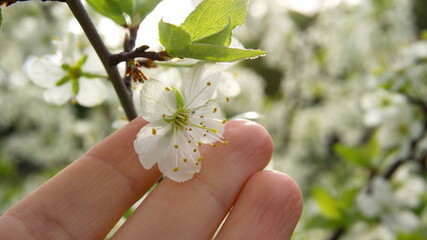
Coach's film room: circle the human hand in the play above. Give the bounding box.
[0,118,302,239]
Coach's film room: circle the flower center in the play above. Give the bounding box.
[163,109,190,130]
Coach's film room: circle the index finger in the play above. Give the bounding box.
[0,118,161,240]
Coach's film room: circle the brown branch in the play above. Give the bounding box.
[110,46,171,66]
[67,0,137,120]
[0,0,64,6]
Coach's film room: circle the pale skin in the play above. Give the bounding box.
[0,118,303,239]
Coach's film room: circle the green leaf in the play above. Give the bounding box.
[158,0,265,62]
[158,20,192,56]
[130,0,161,26]
[194,18,232,46]
[186,43,265,62]
[0,8,2,27]
[172,87,185,110]
[86,0,127,26]
[87,0,161,27]
[312,188,342,220]
[334,136,379,168]
[181,0,247,41]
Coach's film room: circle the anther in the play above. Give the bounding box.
[162,114,166,118]
[212,108,217,113]
[207,82,212,86]
[165,87,171,91]
[174,145,179,149]
[188,140,191,144]
[225,97,230,102]
[173,167,179,172]
[193,149,197,152]
[152,128,157,135]
[213,143,217,147]
[203,134,207,137]
[222,140,229,146]
[197,142,202,146]
[222,119,227,124]
[198,157,203,162]
[200,115,204,118]
[183,158,188,163]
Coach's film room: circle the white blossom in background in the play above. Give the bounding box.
[361,90,423,153]
[360,89,407,127]
[357,177,420,233]
[27,33,107,107]
[134,63,227,182]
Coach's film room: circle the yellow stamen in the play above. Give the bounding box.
[152,128,157,135]
[183,158,188,163]
[222,140,229,146]
[173,167,179,172]
[212,108,217,113]
[207,82,212,86]
[225,97,230,102]
[198,157,203,162]
[174,145,179,149]
[165,87,171,91]
[222,119,227,124]
[193,149,197,152]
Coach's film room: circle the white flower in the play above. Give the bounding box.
[134,63,227,182]
[357,177,420,233]
[360,89,407,127]
[27,34,107,107]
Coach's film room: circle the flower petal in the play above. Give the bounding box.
[43,82,73,105]
[181,63,223,109]
[134,121,172,169]
[157,129,202,182]
[76,78,107,107]
[28,56,64,88]
[189,102,225,144]
[140,79,176,122]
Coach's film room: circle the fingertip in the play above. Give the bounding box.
[222,120,274,170]
[247,170,304,218]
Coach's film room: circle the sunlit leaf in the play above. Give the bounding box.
[334,136,379,168]
[87,0,161,27]
[194,18,232,47]
[186,43,265,62]
[158,20,191,56]
[181,0,247,42]
[158,0,264,62]
[86,0,126,26]
[312,188,342,220]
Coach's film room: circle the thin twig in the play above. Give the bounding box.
[0,0,64,6]
[110,46,170,66]
[66,0,137,120]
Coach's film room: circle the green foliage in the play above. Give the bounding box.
[158,0,265,62]
[0,8,2,27]
[86,0,160,27]
[180,0,247,42]
[334,136,379,168]
[312,188,343,220]
[312,188,360,227]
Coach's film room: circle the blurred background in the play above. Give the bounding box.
[1,0,427,239]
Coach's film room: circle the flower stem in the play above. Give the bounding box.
[66,0,137,120]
